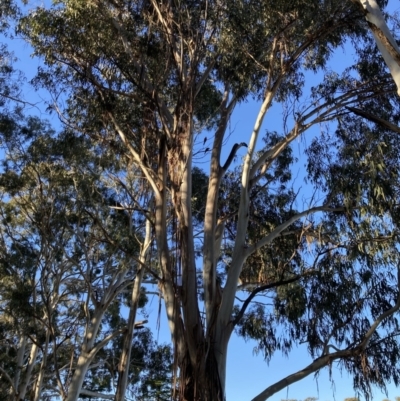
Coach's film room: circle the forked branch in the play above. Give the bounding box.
[244,206,344,258]
[232,272,315,327]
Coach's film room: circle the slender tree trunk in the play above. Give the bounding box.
[18,340,39,400]
[115,215,152,401]
[33,331,49,401]
[66,308,103,401]
[65,352,94,401]
[65,322,125,401]
[13,335,27,398]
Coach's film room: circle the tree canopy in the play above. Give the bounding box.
[2,0,400,400]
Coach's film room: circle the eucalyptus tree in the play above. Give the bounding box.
[17,0,400,400]
[0,109,171,400]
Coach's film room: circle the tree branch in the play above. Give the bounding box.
[221,142,248,173]
[203,87,235,328]
[82,207,161,281]
[0,365,16,394]
[251,263,400,401]
[359,264,400,350]
[250,123,300,182]
[244,206,344,258]
[219,78,284,329]
[250,348,355,401]
[346,106,400,133]
[195,57,218,98]
[88,328,127,360]
[232,273,315,327]
[85,322,148,364]
[149,0,183,82]
[249,82,389,187]
[107,111,161,197]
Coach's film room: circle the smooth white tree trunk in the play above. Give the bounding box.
[13,336,27,397]
[18,341,39,400]
[33,331,49,401]
[354,0,400,94]
[66,352,95,401]
[66,307,106,401]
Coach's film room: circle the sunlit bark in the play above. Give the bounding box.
[352,0,400,94]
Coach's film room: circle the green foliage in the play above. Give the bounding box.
[0,0,16,33]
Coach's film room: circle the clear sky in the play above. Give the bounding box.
[3,1,400,401]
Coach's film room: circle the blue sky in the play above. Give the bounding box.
[3,1,400,400]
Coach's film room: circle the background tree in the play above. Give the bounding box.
[0,109,172,400]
